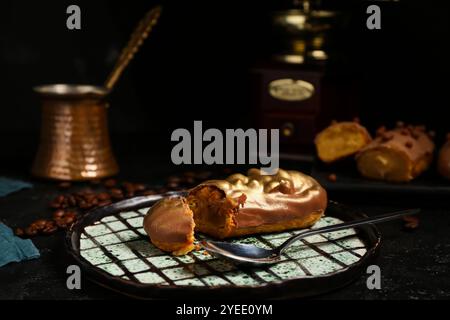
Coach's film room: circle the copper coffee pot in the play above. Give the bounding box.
[32,6,162,181]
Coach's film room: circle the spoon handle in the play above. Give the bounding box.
[277,208,420,254]
[104,5,162,91]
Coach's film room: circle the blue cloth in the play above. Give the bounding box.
[0,177,32,197]
[0,223,40,267]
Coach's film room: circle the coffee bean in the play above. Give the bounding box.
[167,182,180,189]
[49,195,65,209]
[64,211,77,220]
[78,200,91,209]
[133,183,146,192]
[25,226,38,237]
[427,131,436,138]
[140,190,157,196]
[42,221,58,235]
[411,131,420,140]
[396,121,405,128]
[110,188,124,200]
[67,195,77,207]
[331,120,338,125]
[83,193,97,203]
[157,188,168,194]
[168,176,182,184]
[58,182,71,189]
[382,132,394,142]
[403,215,419,230]
[353,117,360,124]
[15,228,25,237]
[31,219,49,231]
[53,209,65,219]
[185,177,196,185]
[122,182,134,190]
[376,126,387,137]
[55,218,68,229]
[327,173,338,183]
[104,179,117,188]
[98,200,112,207]
[97,192,111,201]
[63,215,76,225]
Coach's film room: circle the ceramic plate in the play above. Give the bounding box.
[66,193,381,299]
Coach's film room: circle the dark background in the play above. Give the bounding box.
[1,1,450,300]
[0,0,449,169]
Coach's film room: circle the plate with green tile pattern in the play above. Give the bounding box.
[66,193,381,299]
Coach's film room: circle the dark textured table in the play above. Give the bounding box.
[1,151,449,300]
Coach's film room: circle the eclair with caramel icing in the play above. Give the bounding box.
[143,196,196,256]
[356,125,435,182]
[187,169,328,239]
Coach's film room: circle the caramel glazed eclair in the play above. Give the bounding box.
[188,169,328,239]
[143,169,328,255]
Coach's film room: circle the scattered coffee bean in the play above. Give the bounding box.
[78,200,91,209]
[353,117,360,124]
[331,120,338,125]
[64,211,77,220]
[55,218,68,229]
[63,215,76,225]
[98,200,112,207]
[167,176,182,184]
[376,126,386,137]
[58,182,72,189]
[428,131,436,138]
[382,132,394,142]
[140,190,157,196]
[31,219,49,231]
[396,121,405,128]
[167,182,180,189]
[134,183,146,192]
[327,173,337,183]
[42,221,58,235]
[403,215,419,230]
[25,226,38,237]
[400,129,409,136]
[97,192,111,201]
[15,228,25,237]
[49,195,65,209]
[110,188,124,200]
[68,195,77,207]
[53,209,65,219]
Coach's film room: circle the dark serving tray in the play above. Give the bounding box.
[312,159,450,197]
[66,192,381,299]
